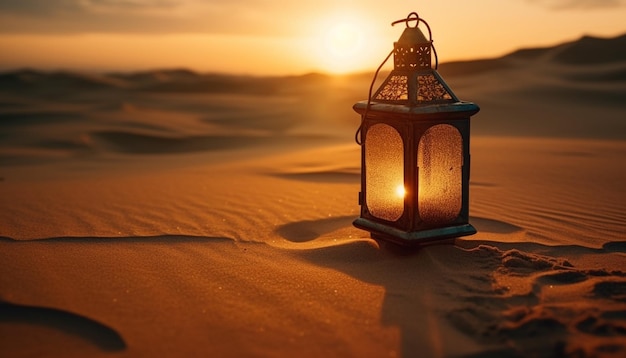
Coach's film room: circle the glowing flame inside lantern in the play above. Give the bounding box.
[395,185,406,198]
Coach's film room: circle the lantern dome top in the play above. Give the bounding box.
[363,12,469,108]
[353,12,479,145]
[397,26,430,45]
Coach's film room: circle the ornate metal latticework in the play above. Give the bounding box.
[394,44,431,69]
[375,75,408,101]
[417,74,452,102]
[371,12,457,106]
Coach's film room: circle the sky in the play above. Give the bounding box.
[0,0,625,75]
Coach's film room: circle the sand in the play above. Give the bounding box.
[1,34,626,357]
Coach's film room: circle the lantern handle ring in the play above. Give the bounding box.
[391,12,434,44]
[391,12,420,29]
[354,47,393,145]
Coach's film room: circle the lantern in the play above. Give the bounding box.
[353,12,479,246]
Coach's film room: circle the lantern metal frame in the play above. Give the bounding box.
[353,12,479,246]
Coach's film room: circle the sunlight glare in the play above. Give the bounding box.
[320,20,365,73]
[325,22,363,59]
[307,12,385,74]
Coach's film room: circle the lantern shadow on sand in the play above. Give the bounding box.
[353,12,480,246]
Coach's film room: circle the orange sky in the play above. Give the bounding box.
[0,0,625,75]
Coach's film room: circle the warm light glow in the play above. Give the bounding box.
[306,11,386,74]
[365,123,404,222]
[395,185,406,198]
[418,125,463,225]
[0,3,624,74]
[324,22,363,60]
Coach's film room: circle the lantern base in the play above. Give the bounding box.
[353,218,476,246]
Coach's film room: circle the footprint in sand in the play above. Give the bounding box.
[275,215,357,243]
[0,301,125,353]
[447,242,626,357]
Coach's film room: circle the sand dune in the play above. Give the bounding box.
[1,34,626,357]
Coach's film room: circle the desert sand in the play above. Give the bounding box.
[1,34,625,357]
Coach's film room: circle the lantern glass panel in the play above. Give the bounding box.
[365,123,404,221]
[417,124,462,225]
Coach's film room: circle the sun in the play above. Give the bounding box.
[319,20,366,74]
[324,22,363,60]
[305,13,379,74]
[302,11,388,74]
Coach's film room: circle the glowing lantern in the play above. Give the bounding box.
[353,12,479,245]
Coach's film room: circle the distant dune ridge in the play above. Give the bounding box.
[2,33,625,87]
[0,68,335,95]
[1,34,626,357]
[1,32,625,141]
[439,32,626,75]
